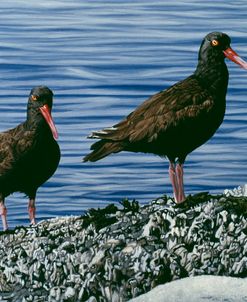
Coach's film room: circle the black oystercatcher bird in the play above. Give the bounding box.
[84,32,247,203]
[0,86,60,230]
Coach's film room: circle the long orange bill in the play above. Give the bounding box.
[39,104,58,140]
[223,47,247,69]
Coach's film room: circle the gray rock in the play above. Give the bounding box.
[0,192,246,301]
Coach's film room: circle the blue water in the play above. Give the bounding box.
[1,0,247,228]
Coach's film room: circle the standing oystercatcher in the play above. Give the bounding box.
[0,86,60,230]
[84,32,247,203]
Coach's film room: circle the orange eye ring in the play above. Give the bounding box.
[211,39,219,47]
[31,95,38,101]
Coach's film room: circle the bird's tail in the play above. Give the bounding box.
[83,139,122,162]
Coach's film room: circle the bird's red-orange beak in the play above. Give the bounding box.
[39,104,58,140]
[223,47,247,69]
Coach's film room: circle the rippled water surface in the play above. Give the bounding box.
[1,0,247,227]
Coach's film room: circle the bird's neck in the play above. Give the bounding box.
[25,109,50,135]
[194,59,229,98]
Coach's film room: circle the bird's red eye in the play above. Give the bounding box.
[211,39,219,47]
[31,95,38,101]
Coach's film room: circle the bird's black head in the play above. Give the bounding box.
[27,86,58,140]
[198,32,231,64]
[198,31,247,69]
[28,86,53,109]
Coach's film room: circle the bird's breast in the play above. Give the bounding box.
[15,134,60,190]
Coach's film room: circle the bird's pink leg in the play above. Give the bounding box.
[176,163,186,203]
[28,199,36,225]
[0,200,8,231]
[169,162,179,203]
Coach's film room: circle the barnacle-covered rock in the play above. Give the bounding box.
[0,192,246,301]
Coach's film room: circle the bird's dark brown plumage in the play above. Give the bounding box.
[84,32,247,203]
[0,86,60,230]
[84,77,218,161]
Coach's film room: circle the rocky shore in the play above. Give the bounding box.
[0,188,246,302]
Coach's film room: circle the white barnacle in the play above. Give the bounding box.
[122,243,136,254]
[90,248,106,266]
[64,286,76,299]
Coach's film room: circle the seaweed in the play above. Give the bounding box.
[174,192,214,209]
[119,198,140,213]
[82,204,118,231]
[218,196,247,217]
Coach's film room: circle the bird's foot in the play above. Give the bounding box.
[28,206,36,225]
[30,218,36,225]
[0,204,8,231]
[169,162,186,204]
[176,163,186,203]
[174,194,186,204]
[28,198,36,225]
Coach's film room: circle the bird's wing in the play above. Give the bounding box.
[0,125,34,178]
[0,133,21,180]
[90,76,214,144]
